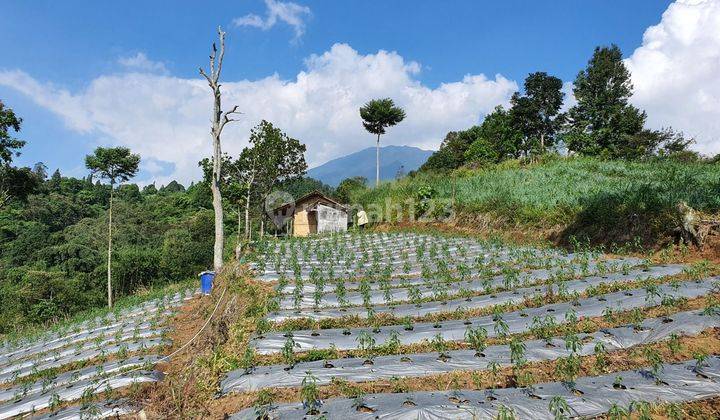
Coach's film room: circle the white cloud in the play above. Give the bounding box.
[559,81,576,113]
[118,53,168,74]
[0,44,516,185]
[625,0,720,156]
[233,0,312,41]
[0,70,93,132]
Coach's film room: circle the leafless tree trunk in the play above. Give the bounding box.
[199,27,241,272]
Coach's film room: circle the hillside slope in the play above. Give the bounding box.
[308,145,434,186]
[352,156,720,248]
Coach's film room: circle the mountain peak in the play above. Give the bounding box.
[307,145,434,187]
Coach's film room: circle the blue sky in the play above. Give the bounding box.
[3,0,717,185]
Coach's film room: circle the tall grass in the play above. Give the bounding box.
[354,157,720,236]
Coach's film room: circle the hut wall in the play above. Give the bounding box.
[317,204,348,233]
[293,209,317,237]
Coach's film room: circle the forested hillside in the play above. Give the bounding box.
[0,172,215,333]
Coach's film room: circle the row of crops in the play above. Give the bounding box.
[225,232,720,418]
[0,289,196,419]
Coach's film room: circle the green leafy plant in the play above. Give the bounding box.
[548,395,572,420]
[555,353,581,384]
[667,332,681,356]
[493,315,510,339]
[607,403,629,420]
[465,326,488,356]
[383,330,401,352]
[496,404,517,420]
[300,371,321,415]
[643,347,664,381]
[693,352,708,371]
[356,331,376,362]
[254,389,276,419]
[431,333,449,359]
[629,401,651,420]
[509,338,526,368]
[282,334,300,368]
[594,341,608,372]
[402,316,414,331]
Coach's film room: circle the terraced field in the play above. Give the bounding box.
[222,232,720,419]
[0,288,196,419]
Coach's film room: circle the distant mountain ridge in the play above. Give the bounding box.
[307,145,434,187]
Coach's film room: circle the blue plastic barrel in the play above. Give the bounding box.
[199,271,216,295]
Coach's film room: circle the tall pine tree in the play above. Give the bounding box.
[564,45,646,158]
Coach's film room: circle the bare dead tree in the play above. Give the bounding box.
[199,27,241,272]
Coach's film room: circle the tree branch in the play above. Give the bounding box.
[210,42,217,81]
[219,105,242,132]
[199,67,213,85]
[216,27,226,83]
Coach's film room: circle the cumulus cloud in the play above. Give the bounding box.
[625,0,720,155]
[118,53,168,74]
[0,44,516,185]
[233,0,312,41]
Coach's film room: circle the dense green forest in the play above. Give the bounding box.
[0,169,339,334]
[0,171,216,332]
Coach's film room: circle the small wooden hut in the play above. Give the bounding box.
[273,191,348,237]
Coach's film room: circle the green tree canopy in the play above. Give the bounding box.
[564,45,646,158]
[222,120,307,241]
[359,98,406,136]
[510,72,565,154]
[336,176,368,203]
[421,129,480,172]
[0,101,39,208]
[159,180,186,194]
[423,106,523,171]
[465,106,522,164]
[85,147,141,186]
[359,98,406,186]
[0,100,25,165]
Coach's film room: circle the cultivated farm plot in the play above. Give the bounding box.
[225,232,720,419]
[0,289,196,419]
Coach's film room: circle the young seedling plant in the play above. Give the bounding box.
[465,326,488,356]
[431,333,449,361]
[282,334,300,369]
[301,371,322,415]
[356,331,376,365]
[253,389,276,420]
[548,395,572,420]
